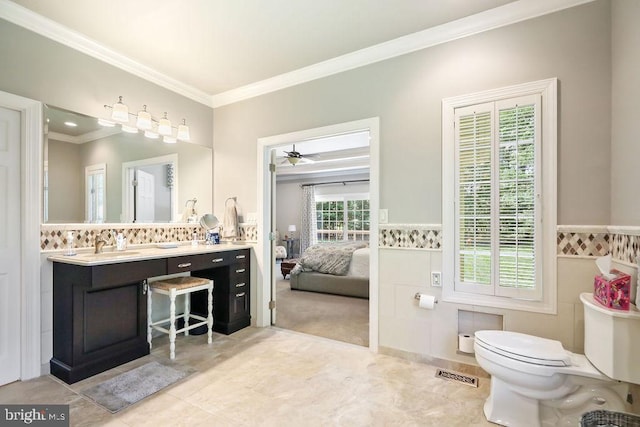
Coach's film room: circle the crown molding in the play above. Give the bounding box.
[0,0,213,107]
[211,0,595,108]
[1,0,594,109]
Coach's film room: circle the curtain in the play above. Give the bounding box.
[300,185,316,255]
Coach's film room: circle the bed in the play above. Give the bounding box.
[290,242,369,299]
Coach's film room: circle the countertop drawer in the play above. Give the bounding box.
[167,252,232,273]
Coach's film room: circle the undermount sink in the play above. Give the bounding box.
[80,251,141,259]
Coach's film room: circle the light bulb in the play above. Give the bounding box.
[111,96,129,123]
[158,112,172,136]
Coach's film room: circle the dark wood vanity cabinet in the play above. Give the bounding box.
[191,249,251,334]
[50,259,163,384]
[50,247,251,384]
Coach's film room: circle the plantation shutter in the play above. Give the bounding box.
[454,95,541,300]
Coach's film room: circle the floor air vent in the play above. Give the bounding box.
[435,368,479,388]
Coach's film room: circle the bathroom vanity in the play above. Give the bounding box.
[48,244,251,384]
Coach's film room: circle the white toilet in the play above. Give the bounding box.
[474,292,640,427]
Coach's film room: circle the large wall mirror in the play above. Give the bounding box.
[43,105,212,224]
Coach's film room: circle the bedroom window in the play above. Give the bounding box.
[315,195,370,242]
[442,79,557,314]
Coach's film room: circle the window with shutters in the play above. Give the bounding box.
[442,79,557,313]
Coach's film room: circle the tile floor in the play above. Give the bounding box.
[0,327,492,426]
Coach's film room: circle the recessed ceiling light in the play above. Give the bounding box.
[64,121,78,127]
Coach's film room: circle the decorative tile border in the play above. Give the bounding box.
[556,232,610,257]
[41,223,256,251]
[379,224,441,249]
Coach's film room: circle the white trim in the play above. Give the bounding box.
[0,0,212,107]
[442,78,557,314]
[380,247,443,253]
[257,118,380,352]
[557,224,610,234]
[0,0,594,108]
[211,0,594,107]
[0,90,42,380]
[606,226,640,236]
[382,223,442,230]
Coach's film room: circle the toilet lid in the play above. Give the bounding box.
[475,330,572,367]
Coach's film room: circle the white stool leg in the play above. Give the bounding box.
[184,291,190,337]
[207,283,213,344]
[169,288,177,360]
[147,286,153,349]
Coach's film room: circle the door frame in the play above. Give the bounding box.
[256,118,380,352]
[0,90,42,380]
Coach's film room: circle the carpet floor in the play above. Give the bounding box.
[274,277,369,347]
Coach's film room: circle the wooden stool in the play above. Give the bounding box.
[147,276,213,360]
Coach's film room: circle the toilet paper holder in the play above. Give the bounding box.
[414,293,438,304]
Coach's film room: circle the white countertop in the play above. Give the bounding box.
[47,242,252,266]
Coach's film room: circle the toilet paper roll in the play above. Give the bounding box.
[418,294,436,310]
[458,333,475,354]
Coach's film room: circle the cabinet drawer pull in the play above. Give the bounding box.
[211,258,224,263]
[235,268,245,273]
[236,292,246,297]
[177,262,192,268]
[236,255,246,259]
[235,283,246,288]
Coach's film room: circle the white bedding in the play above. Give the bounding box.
[347,247,369,278]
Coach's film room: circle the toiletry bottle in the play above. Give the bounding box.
[192,232,198,247]
[65,231,76,256]
[116,233,126,251]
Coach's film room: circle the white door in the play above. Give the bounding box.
[0,106,21,385]
[136,169,155,222]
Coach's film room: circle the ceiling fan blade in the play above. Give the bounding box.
[298,157,314,164]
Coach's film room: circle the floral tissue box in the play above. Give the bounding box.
[594,269,631,310]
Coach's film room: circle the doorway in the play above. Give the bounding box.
[0,90,42,384]
[256,118,380,351]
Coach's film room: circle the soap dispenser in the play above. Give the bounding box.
[64,231,76,256]
[116,233,127,251]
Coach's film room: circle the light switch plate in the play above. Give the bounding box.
[431,272,442,287]
[379,209,388,224]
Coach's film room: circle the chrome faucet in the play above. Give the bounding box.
[94,235,108,254]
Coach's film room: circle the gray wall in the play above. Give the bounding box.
[47,140,83,222]
[214,1,612,226]
[0,19,215,212]
[611,0,640,225]
[213,1,617,360]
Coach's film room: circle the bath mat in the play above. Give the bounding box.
[82,361,193,413]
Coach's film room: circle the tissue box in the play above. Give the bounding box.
[593,269,631,310]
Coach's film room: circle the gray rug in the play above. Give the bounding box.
[82,361,193,413]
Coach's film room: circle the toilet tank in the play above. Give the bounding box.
[581,292,640,384]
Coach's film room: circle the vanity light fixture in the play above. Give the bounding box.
[158,112,172,136]
[110,96,129,122]
[102,97,191,142]
[136,105,152,130]
[98,118,116,127]
[144,130,159,139]
[177,119,190,142]
[121,124,139,134]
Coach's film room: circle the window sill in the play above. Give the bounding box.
[442,289,556,314]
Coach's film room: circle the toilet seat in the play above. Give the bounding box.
[475,330,571,367]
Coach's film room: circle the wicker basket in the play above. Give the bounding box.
[580,410,640,427]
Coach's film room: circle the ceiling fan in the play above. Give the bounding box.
[280,144,318,165]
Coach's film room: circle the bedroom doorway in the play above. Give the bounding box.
[256,118,380,351]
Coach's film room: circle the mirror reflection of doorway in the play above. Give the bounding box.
[122,154,178,223]
[85,163,106,223]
